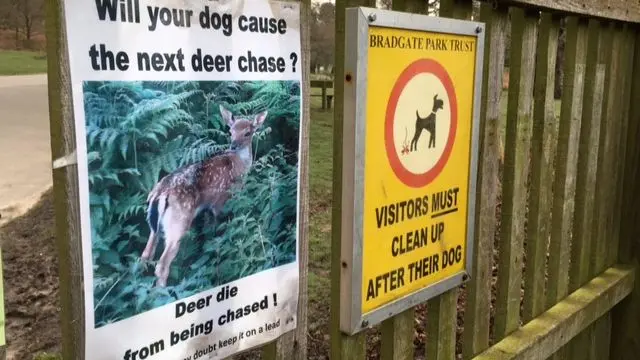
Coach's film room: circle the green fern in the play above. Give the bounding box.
[84,80,301,327]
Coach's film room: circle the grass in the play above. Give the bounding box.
[307,95,334,302]
[34,353,62,360]
[0,50,47,75]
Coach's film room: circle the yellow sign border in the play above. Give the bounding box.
[338,7,486,335]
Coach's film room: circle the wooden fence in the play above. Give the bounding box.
[331,0,640,359]
[311,80,334,109]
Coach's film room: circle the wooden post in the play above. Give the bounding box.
[494,6,538,341]
[331,1,375,359]
[44,0,85,359]
[461,4,508,358]
[262,0,310,359]
[322,81,328,109]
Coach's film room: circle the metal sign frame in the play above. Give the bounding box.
[339,7,486,335]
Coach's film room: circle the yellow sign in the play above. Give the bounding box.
[360,24,478,314]
[337,8,484,335]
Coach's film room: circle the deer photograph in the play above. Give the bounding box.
[83,79,301,326]
[140,105,268,287]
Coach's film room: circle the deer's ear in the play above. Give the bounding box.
[219,105,234,127]
[254,111,268,127]
[434,94,438,100]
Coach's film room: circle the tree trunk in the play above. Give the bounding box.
[14,26,20,49]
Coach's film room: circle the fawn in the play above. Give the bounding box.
[140,105,268,287]
[410,94,444,152]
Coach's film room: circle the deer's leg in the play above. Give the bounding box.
[141,230,157,261]
[154,208,190,287]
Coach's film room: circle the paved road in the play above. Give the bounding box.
[0,74,52,226]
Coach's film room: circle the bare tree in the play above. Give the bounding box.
[310,2,335,74]
[0,0,44,49]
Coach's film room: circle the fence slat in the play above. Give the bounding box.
[568,18,601,296]
[546,15,588,310]
[462,3,508,358]
[426,290,458,360]
[380,309,414,360]
[45,0,85,358]
[563,17,600,360]
[610,30,640,360]
[422,2,473,359]
[261,1,310,359]
[331,0,374,359]
[609,26,636,267]
[605,25,628,268]
[591,22,615,278]
[617,31,640,265]
[494,7,538,340]
[523,12,560,324]
[586,21,620,360]
[598,24,625,273]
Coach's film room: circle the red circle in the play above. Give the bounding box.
[384,59,458,188]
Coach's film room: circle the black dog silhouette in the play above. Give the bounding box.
[410,94,444,151]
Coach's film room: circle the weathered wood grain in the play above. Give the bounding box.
[566,18,605,360]
[523,12,560,324]
[591,22,615,277]
[380,309,414,360]
[609,29,640,360]
[330,0,374,359]
[617,32,640,265]
[585,22,618,360]
[45,0,85,359]
[595,24,624,273]
[487,0,640,23]
[494,6,538,341]
[423,2,474,359]
[569,18,602,293]
[426,289,458,360]
[391,0,428,13]
[462,3,508,358]
[608,25,636,268]
[472,266,635,360]
[263,1,310,357]
[440,0,473,18]
[546,16,587,309]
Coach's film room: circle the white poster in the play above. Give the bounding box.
[61,0,301,358]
